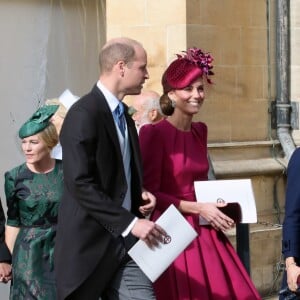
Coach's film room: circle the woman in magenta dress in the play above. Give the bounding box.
[139,47,261,300]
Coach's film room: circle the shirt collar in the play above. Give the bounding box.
[97,80,120,113]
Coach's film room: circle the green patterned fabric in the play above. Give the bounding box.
[18,105,59,138]
[4,160,63,300]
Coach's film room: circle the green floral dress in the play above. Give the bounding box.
[4,160,63,300]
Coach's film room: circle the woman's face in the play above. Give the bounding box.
[21,133,50,165]
[169,78,205,115]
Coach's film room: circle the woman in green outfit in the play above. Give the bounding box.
[4,105,63,300]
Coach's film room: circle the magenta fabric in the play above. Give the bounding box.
[139,119,261,300]
[162,58,203,93]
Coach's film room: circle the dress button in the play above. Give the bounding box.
[120,193,125,198]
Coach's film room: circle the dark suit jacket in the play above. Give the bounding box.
[282,147,300,259]
[280,148,300,296]
[0,200,11,263]
[54,85,144,299]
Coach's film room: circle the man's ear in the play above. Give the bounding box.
[116,61,126,76]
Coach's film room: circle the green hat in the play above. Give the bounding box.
[18,105,59,138]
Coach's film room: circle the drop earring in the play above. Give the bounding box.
[171,99,176,108]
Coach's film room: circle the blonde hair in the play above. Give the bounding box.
[38,123,59,150]
[45,98,67,119]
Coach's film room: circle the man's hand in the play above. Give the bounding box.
[139,190,156,217]
[131,219,167,249]
[0,262,12,283]
[286,261,300,292]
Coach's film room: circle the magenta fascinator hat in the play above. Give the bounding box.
[162,47,214,93]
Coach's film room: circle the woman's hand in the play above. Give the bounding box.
[178,200,234,231]
[199,202,235,231]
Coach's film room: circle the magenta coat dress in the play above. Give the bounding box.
[139,119,261,300]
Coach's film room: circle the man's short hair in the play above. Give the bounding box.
[99,38,143,73]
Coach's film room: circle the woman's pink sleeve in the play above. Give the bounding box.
[139,125,181,212]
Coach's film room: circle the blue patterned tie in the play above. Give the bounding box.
[114,102,126,137]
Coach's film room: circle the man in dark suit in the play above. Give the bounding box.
[54,37,166,300]
[280,148,300,298]
[0,200,11,283]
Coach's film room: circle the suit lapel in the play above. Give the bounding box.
[91,86,123,161]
